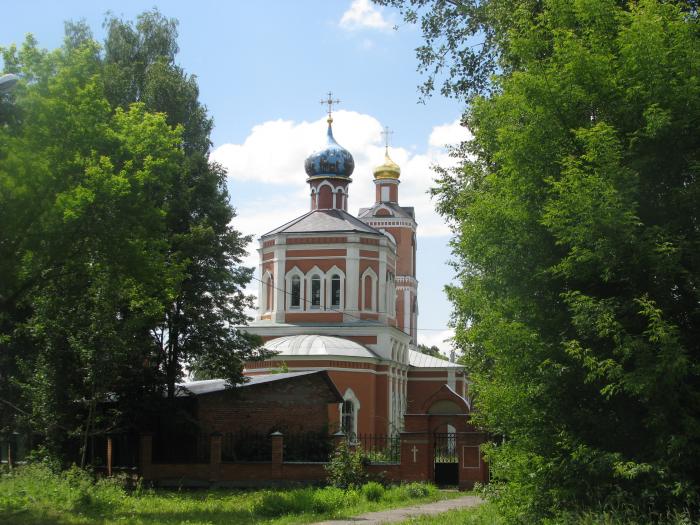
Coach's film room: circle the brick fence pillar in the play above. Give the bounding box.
[457,432,488,490]
[106,436,113,477]
[139,434,153,480]
[399,432,431,482]
[270,431,283,478]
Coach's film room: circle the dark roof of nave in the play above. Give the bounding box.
[358,202,415,220]
[263,209,385,237]
[177,370,342,399]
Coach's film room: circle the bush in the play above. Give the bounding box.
[383,482,438,502]
[404,481,436,498]
[312,486,359,513]
[254,489,312,517]
[0,463,127,516]
[325,440,367,489]
[361,481,385,502]
[253,487,359,517]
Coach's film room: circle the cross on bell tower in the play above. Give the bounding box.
[320,91,341,123]
[380,125,394,153]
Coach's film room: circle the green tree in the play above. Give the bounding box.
[416,344,448,360]
[100,10,262,398]
[381,0,700,520]
[1,12,261,461]
[0,36,181,461]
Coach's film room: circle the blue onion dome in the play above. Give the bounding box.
[305,119,355,178]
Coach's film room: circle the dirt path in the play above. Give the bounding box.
[313,494,483,524]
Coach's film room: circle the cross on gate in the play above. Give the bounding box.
[412,445,418,463]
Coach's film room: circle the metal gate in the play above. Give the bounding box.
[433,433,458,486]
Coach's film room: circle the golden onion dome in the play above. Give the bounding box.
[373,149,401,180]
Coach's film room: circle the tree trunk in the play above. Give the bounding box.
[80,391,95,468]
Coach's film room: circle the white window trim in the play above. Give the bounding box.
[262,270,274,313]
[325,265,345,311]
[361,267,378,312]
[285,266,305,311]
[340,388,360,439]
[306,266,325,310]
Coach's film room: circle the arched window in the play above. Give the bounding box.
[361,269,377,312]
[311,275,321,308]
[340,388,360,439]
[364,276,372,310]
[331,274,341,307]
[290,275,301,308]
[265,273,274,312]
[341,400,355,437]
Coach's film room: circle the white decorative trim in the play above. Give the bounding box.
[325,265,345,310]
[341,388,361,437]
[380,229,397,245]
[361,267,378,312]
[306,266,325,310]
[262,270,274,313]
[285,266,306,310]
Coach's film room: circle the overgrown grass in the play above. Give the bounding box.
[399,500,695,524]
[542,509,696,525]
[0,464,456,524]
[400,501,504,524]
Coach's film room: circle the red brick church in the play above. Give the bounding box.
[241,103,469,439]
[137,101,488,488]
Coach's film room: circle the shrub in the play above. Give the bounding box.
[254,489,312,516]
[0,463,127,516]
[361,481,385,502]
[312,486,358,513]
[253,487,359,517]
[404,481,436,498]
[325,440,368,489]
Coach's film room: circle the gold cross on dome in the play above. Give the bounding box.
[381,125,394,152]
[321,91,341,121]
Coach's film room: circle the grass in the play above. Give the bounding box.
[399,501,503,524]
[398,501,696,525]
[0,464,462,525]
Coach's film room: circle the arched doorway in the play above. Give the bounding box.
[428,400,462,486]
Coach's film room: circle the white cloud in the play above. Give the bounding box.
[212,111,469,242]
[339,0,392,31]
[429,119,473,148]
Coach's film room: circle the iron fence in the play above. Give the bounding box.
[86,433,139,468]
[353,433,401,464]
[221,432,271,462]
[284,431,334,462]
[152,432,210,464]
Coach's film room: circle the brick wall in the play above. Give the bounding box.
[196,374,338,435]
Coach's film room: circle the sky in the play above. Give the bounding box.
[2,0,471,352]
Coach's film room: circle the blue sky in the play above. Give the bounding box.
[3,0,470,350]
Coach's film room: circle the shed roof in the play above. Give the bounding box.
[177,370,342,401]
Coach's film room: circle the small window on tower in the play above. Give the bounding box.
[331,274,341,307]
[381,185,390,202]
[311,275,321,308]
[290,276,301,308]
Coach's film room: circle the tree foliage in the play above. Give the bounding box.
[0,11,260,462]
[382,0,700,520]
[416,344,448,360]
